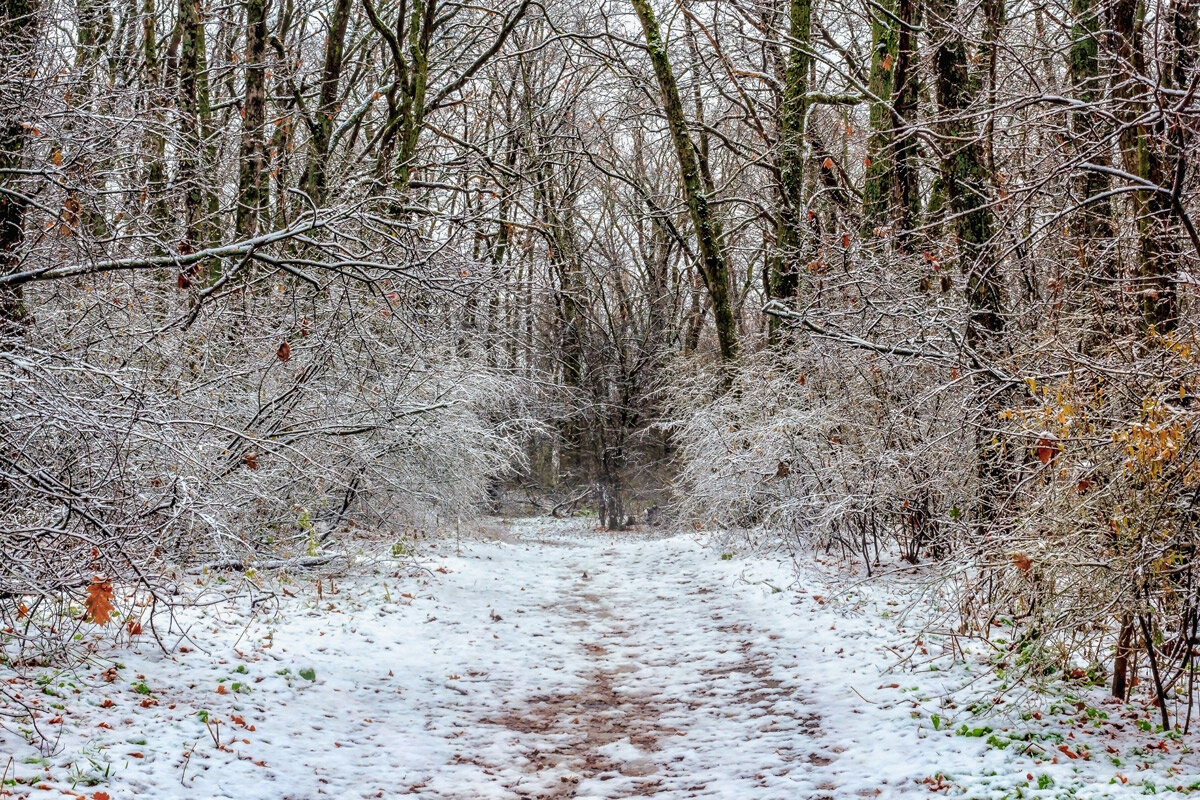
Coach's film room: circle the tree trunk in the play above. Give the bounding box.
[862,0,898,233]
[0,0,41,332]
[141,0,171,253]
[1112,613,1135,700]
[631,0,738,362]
[1111,0,1193,332]
[300,0,352,205]
[236,0,269,237]
[928,0,1007,530]
[767,0,811,342]
[178,0,216,257]
[892,0,920,246]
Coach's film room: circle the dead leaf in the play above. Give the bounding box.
[1034,432,1058,465]
[84,576,115,625]
[276,341,291,362]
[60,192,80,235]
[243,451,259,470]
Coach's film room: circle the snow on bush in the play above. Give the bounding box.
[667,346,974,569]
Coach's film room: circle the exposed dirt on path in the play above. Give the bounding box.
[472,537,834,799]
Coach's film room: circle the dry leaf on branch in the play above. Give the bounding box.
[85,576,115,625]
[1034,432,1059,465]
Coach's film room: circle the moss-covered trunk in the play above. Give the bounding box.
[767,0,811,341]
[299,0,352,205]
[631,0,738,362]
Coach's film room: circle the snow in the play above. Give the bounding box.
[1,517,1197,798]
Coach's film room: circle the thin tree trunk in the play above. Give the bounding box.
[1112,613,1135,699]
[236,0,269,237]
[892,0,920,246]
[630,0,738,362]
[300,0,352,205]
[767,0,811,342]
[862,0,898,233]
[178,0,216,258]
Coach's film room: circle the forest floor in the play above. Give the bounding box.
[1,518,1198,799]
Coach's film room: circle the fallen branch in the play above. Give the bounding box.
[550,487,593,518]
[186,554,347,575]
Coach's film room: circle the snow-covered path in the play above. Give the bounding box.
[9,519,1194,799]
[2,520,901,799]
[416,524,830,798]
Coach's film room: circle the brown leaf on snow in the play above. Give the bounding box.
[1057,743,1079,759]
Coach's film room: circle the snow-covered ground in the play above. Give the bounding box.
[1,518,1197,798]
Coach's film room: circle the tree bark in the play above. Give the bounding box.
[630,0,738,362]
[767,0,811,342]
[862,0,898,233]
[178,0,217,257]
[0,0,41,332]
[236,0,269,237]
[300,0,353,205]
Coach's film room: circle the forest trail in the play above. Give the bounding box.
[6,519,1189,799]
[0,520,927,799]
[452,524,833,798]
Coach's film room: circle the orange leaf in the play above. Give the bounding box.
[51,150,63,167]
[93,793,112,800]
[1011,553,1033,572]
[127,620,142,636]
[276,341,291,362]
[822,157,834,170]
[216,684,228,694]
[84,576,115,625]
[17,602,28,619]
[882,53,894,71]
[864,156,872,167]
[60,192,80,236]
[841,233,851,248]
[1034,432,1059,465]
